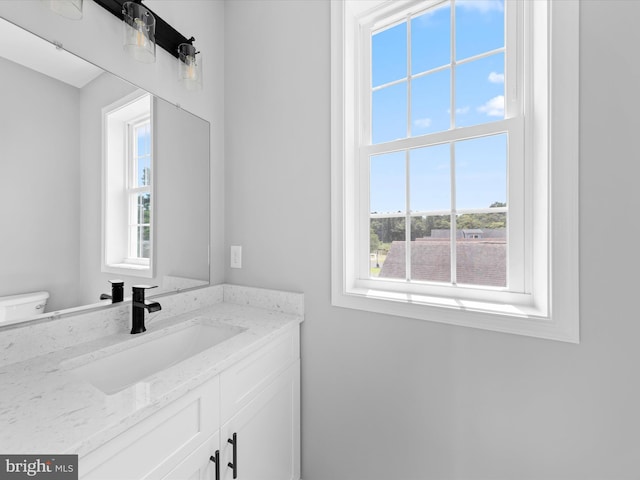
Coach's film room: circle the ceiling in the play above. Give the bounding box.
[0,17,103,88]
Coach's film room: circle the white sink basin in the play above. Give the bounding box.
[67,321,244,394]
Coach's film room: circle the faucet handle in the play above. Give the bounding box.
[109,279,124,303]
[102,279,125,303]
[131,285,158,303]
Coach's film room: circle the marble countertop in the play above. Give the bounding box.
[0,286,303,457]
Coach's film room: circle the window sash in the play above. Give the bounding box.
[127,191,150,261]
[356,0,525,297]
[129,118,152,188]
[126,118,152,262]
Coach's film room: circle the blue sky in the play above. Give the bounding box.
[135,122,151,187]
[370,0,506,214]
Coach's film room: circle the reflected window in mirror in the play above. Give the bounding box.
[103,91,155,278]
[128,117,151,262]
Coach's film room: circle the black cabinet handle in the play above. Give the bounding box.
[227,432,238,479]
[209,449,220,480]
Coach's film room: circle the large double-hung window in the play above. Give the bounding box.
[331,0,580,342]
[366,0,520,291]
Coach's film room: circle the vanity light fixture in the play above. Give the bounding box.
[93,0,203,89]
[177,39,202,91]
[122,0,156,63]
[49,0,83,20]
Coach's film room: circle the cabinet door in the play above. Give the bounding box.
[162,433,221,480]
[80,376,220,480]
[220,361,300,480]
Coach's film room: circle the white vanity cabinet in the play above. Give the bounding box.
[79,325,300,480]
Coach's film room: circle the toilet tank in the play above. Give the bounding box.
[0,291,49,323]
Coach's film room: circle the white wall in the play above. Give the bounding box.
[0,56,80,311]
[0,0,226,287]
[154,98,210,285]
[225,1,640,478]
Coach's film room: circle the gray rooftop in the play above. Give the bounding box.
[379,239,506,287]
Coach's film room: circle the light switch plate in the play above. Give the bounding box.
[230,245,242,268]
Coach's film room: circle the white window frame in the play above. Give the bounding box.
[331,0,580,342]
[126,117,152,264]
[102,91,155,278]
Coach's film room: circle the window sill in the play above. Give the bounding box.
[103,262,152,279]
[109,262,148,270]
[332,286,578,344]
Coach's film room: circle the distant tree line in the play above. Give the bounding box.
[370,202,506,252]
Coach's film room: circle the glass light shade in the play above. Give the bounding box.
[178,43,202,91]
[122,1,156,63]
[49,0,83,20]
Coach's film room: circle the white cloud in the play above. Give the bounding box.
[488,72,504,84]
[414,2,450,24]
[414,118,432,128]
[477,95,504,117]
[457,0,504,14]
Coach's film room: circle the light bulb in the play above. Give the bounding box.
[134,18,146,48]
[186,58,197,80]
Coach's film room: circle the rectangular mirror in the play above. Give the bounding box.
[0,17,209,325]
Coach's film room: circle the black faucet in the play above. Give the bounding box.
[131,285,162,334]
[100,279,124,303]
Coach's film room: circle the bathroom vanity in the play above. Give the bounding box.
[0,285,302,480]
